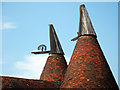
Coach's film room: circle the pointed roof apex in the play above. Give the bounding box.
[31,24,64,55]
[80,4,85,7]
[49,24,64,55]
[71,4,96,41]
[79,4,96,36]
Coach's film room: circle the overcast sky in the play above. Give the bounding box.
[1,2,118,86]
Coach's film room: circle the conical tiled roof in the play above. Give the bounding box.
[60,4,118,89]
[40,55,67,82]
[40,24,67,82]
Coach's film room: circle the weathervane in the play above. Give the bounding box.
[31,44,50,54]
[38,44,47,51]
[31,24,64,55]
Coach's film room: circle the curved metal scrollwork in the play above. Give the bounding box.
[38,44,47,52]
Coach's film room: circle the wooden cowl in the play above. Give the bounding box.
[60,36,118,89]
[40,54,67,83]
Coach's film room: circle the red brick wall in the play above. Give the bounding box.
[40,55,67,83]
[61,36,118,89]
